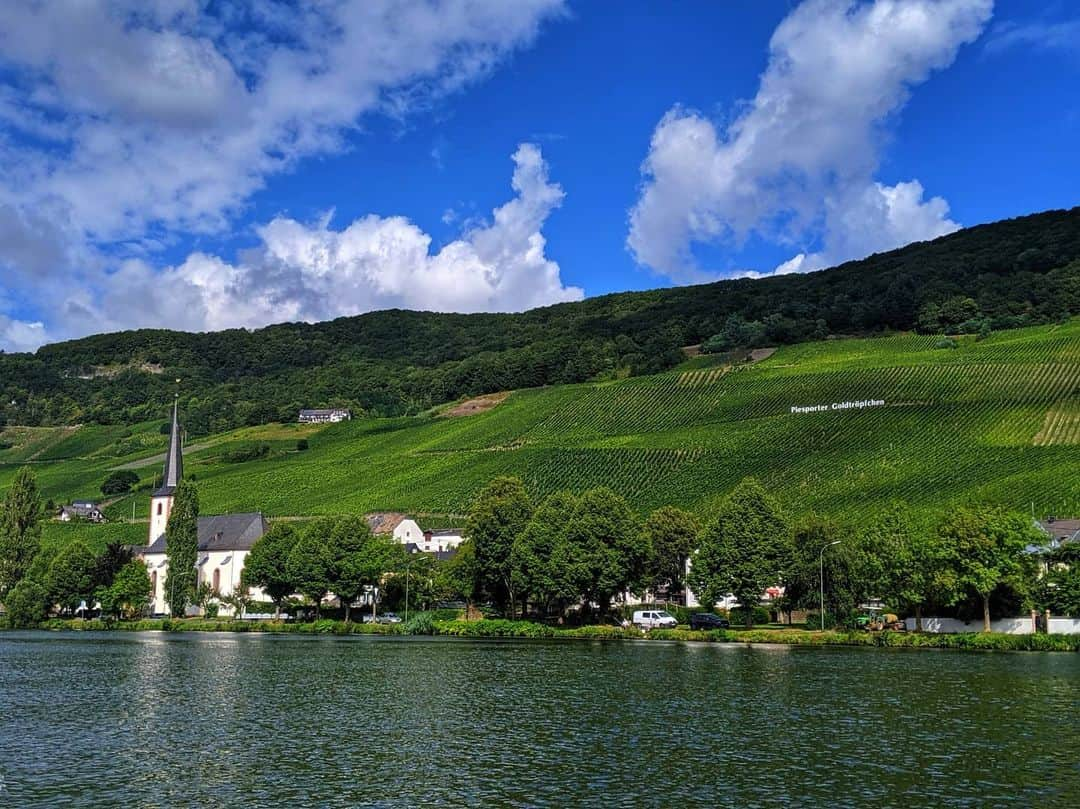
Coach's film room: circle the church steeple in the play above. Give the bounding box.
[149,389,182,544]
[155,394,183,496]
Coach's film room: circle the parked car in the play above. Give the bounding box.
[689,613,730,631]
[376,612,403,624]
[632,609,678,629]
[361,613,378,624]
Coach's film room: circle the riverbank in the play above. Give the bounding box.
[20,617,1080,651]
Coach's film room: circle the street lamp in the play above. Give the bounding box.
[404,558,410,626]
[820,540,842,631]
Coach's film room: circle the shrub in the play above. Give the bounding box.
[296,439,309,451]
[221,443,271,463]
[934,337,958,350]
[404,612,436,635]
[728,606,771,626]
[101,469,140,496]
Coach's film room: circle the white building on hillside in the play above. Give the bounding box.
[298,408,351,424]
[138,399,268,615]
[366,514,465,555]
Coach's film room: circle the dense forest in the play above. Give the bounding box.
[2,206,1078,434]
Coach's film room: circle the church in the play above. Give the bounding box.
[138,399,268,615]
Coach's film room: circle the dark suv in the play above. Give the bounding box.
[689,613,730,630]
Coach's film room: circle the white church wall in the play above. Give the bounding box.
[143,550,268,616]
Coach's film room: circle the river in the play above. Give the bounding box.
[1,632,1077,807]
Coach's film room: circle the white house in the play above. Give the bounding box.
[366,514,465,555]
[58,500,106,523]
[137,399,268,615]
[421,528,465,554]
[366,513,424,544]
[298,408,351,424]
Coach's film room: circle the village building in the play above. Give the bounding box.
[137,399,268,615]
[366,513,464,556]
[1037,517,1080,549]
[58,500,106,523]
[422,528,465,554]
[298,408,351,424]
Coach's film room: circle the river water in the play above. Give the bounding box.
[1,632,1077,808]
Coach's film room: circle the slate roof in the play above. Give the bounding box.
[154,398,183,497]
[403,542,458,562]
[142,513,267,555]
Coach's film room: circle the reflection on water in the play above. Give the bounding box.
[1,632,1078,807]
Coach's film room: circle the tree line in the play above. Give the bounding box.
[3,207,1078,432]
[1,468,152,626]
[2,467,1076,630]
[459,476,1068,632]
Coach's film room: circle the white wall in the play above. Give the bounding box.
[149,495,172,545]
[906,616,1038,634]
[392,519,424,544]
[143,550,267,616]
[1048,617,1080,634]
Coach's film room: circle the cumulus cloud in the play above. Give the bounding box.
[0,0,566,350]
[627,0,991,281]
[36,144,582,340]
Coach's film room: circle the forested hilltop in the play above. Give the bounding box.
[3,206,1078,434]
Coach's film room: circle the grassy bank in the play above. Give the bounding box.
[24,617,1080,651]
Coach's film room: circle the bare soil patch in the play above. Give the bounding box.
[442,391,511,418]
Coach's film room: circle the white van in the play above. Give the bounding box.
[632,609,678,629]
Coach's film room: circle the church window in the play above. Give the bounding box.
[151,572,157,594]
[212,568,220,591]
[157,502,163,516]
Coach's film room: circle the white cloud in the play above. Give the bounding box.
[0,316,47,354]
[627,0,991,281]
[984,18,1080,56]
[38,144,582,342]
[0,0,567,351]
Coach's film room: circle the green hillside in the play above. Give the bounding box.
[3,207,1079,434]
[4,320,1077,540]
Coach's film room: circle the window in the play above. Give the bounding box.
[151,572,157,594]
[212,568,220,591]
[157,502,163,516]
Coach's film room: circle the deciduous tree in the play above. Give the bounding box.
[287,522,335,618]
[99,559,153,620]
[689,478,789,626]
[328,516,398,622]
[44,540,99,615]
[863,503,950,630]
[466,477,533,614]
[562,487,643,616]
[242,523,299,618]
[642,506,699,602]
[939,507,1040,632]
[511,491,579,616]
[4,578,49,627]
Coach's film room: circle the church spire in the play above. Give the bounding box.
[155,392,183,496]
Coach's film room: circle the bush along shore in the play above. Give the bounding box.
[22,616,1080,652]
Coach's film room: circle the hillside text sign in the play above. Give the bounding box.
[790,399,885,414]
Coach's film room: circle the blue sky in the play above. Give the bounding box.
[0,0,1077,351]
